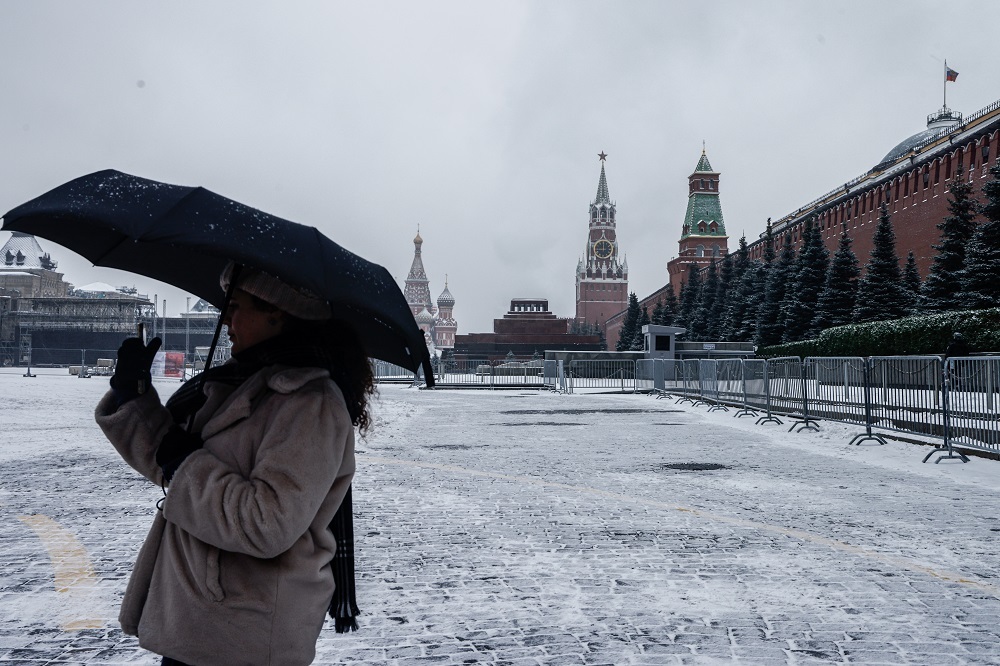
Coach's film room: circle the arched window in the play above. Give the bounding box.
[709,222,718,233]
[697,221,706,232]
[600,208,607,220]
[696,244,705,257]
[712,244,720,257]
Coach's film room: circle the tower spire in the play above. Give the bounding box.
[595,159,611,204]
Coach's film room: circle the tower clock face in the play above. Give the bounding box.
[593,239,613,259]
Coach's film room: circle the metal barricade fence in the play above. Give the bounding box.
[431,360,547,387]
[667,360,702,403]
[804,357,868,426]
[636,359,657,393]
[946,357,1000,454]
[742,359,767,415]
[697,360,718,404]
[543,360,558,390]
[766,357,803,417]
[657,359,689,398]
[867,356,945,440]
[715,359,745,408]
[434,359,492,386]
[372,360,417,384]
[567,360,636,393]
[683,359,701,399]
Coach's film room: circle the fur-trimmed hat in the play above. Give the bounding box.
[220,262,332,320]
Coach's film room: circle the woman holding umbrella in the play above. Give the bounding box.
[95,263,371,666]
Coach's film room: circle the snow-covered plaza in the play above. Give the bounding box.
[3,368,1000,665]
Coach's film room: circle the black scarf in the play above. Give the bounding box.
[165,333,360,633]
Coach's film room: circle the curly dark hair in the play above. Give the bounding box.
[248,294,376,435]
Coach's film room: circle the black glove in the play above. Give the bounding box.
[155,425,204,482]
[110,337,162,404]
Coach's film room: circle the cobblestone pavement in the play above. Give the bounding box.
[3,373,1000,664]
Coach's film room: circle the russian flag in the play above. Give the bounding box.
[946,67,959,82]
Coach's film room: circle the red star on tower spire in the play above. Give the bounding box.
[598,151,607,162]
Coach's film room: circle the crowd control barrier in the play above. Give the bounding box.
[371,354,998,461]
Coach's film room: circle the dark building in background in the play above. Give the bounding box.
[0,232,219,367]
[453,298,602,362]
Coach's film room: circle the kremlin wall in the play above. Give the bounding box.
[606,95,1000,346]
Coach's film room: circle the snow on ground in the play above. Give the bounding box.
[3,369,1000,664]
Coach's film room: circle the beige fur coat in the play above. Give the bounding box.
[95,364,355,666]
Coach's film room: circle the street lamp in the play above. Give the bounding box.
[185,296,190,380]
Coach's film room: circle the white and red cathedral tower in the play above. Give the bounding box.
[403,230,457,352]
[575,154,628,332]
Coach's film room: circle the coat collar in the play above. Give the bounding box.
[199,365,330,440]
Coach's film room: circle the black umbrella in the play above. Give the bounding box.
[2,169,434,383]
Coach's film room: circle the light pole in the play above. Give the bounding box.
[185,296,190,380]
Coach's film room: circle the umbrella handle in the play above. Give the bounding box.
[203,264,242,375]
[136,323,147,395]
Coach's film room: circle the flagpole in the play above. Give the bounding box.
[944,59,947,109]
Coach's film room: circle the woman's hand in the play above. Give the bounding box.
[110,337,162,403]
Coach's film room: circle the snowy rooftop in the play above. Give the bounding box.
[76,282,121,293]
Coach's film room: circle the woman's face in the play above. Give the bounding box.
[223,289,284,354]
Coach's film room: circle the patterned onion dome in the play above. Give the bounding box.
[437,283,455,307]
[414,307,435,325]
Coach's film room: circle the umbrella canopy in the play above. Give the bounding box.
[2,169,433,381]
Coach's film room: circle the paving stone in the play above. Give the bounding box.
[5,381,1000,664]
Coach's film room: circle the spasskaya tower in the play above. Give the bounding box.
[575,152,628,332]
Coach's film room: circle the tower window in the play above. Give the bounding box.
[700,179,706,189]
[697,222,706,232]
[696,244,705,257]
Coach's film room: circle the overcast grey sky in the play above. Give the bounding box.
[3,1,999,332]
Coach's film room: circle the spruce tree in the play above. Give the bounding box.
[781,218,828,342]
[853,203,909,323]
[663,283,680,326]
[959,162,1000,309]
[677,263,702,338]
[735,260,766,342]
[693,261,719,341]
[811,223,860,335]
[651,300,666,326]
[630,306,651,351]
[722,236,750,339]
[715,254,735,340]
[756,233,795,347]
[922,169,978,312]
[762,218,776,265]
[903,251,922,314]
[615,292,641,351]
[596,325,607,351]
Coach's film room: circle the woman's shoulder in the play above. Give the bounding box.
[261,365,333,395]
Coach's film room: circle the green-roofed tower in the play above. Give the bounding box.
[667,148,730,293]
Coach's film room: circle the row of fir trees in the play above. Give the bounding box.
[616,163,1000,351]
